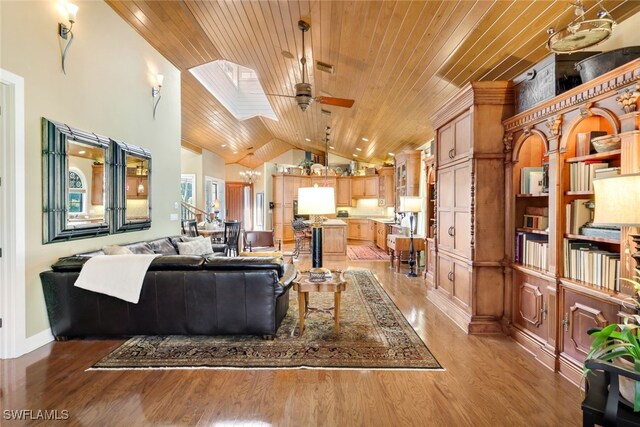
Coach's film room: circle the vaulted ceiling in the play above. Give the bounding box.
[107,1,640,168]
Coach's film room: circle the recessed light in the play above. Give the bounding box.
[356,147,362,151]
[221,144,227,147]
[78,150,86,154]
[329,146,335,150]
[305,138,311,142]
[233,151,238,154]
[353,154,358,157]
[388,152,395,156]
[362,137,369,142]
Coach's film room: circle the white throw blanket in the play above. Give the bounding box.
[74,254,160,303]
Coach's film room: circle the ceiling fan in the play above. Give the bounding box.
[267,20,355,112]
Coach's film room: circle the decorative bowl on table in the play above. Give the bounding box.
[591,134,621,153]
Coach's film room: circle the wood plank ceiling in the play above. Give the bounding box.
[107,1,640,168]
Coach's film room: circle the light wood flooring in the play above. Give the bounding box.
[1,248,582,426]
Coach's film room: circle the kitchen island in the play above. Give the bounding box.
[320,219,348,257]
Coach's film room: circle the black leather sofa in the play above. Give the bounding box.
[40,236,296,340]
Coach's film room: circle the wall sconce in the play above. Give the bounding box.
[58,1,79,74]
[152,74,164,119]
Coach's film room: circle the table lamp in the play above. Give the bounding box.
[593,173,640,269]
[298,185,336,280]
[400,196,423,277]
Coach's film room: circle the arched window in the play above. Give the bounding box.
[68,168,86,214]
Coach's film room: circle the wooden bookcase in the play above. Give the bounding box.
[502,58,640,385]
[424,152,437,289]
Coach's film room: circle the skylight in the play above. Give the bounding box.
[189,60,277,121]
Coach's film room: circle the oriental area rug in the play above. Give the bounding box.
[91,269,442,371]
[347,245,390,261]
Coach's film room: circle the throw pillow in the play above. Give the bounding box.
[181,235,205,242]
[102,245,133,255]
[177,239,212,256]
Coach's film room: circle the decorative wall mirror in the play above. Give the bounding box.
[111,139,152,233]
[42,118,110,243]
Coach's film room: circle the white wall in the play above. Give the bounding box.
[1,1,181,337]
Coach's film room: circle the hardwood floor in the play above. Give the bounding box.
[1,251,582,426]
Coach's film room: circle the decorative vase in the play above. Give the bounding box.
[205,221,216,230]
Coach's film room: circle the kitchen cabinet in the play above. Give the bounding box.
[273,174,310,242]
[378,167,394,207]
[126,175,148,199]
[91,164,104,205]
[375,221,390,251]
[394,151,421,206]
[336,177,351,206]
[351,176,379,199]
[347,219,373,241]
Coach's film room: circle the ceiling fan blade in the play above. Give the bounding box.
[316,97,355,108]
[263,93,296,98]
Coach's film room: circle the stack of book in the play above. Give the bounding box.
[565,199,591,234]
[520,167,544,194]
[563,239,620,290]
[523,206,549,230]
[569,161,608,191]
[515,232,548,270]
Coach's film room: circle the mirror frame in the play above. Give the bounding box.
[111,139,152,233]
[42,118,111,243]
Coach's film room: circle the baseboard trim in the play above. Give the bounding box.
[23,329,54,355]
[510,327,557,371]
[558,354,584,388]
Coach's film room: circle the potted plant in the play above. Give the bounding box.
[585,271,640,411]
[299,158,314,175]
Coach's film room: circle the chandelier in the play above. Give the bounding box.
[240,170,261,183]
[547,0,616,54]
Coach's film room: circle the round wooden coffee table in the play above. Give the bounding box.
[292,271,347,336]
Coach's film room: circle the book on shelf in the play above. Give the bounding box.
[516,232,548,270]
[523,215,548,230]
[564,239,620,290]
[569,161,608,192]
[565,199,592,234]
[594,166,621,179]
[520,167,543,194]
[525,206,549,216]
[576,131,607,157]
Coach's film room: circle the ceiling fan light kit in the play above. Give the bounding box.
[547,0,616,54]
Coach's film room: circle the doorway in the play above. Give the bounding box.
[225,182,252,229]
[0,69,26,359]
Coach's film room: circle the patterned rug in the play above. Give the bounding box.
[91,269,441,370]
[347,245,389,261]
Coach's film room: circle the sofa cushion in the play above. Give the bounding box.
[203,256,284,277]
[148,237,179,255]
[103,245,133,255]
[177,239,213,256]
[124,241,156,254]
[51,256,91,272]
[147,255,204,271]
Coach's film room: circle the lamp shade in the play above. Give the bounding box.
[593,174,640,226]
[297,186,335,215]
[400,196,422,213]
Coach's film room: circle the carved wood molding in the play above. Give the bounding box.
[470,163,476,255]
[503,132,513,156]
[504,59,640,132]
[616,84,640,113]
[545,115,562,138]
[579,103,621,136]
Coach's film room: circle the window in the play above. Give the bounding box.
[180,174,196,206]
[68,169,86,214]
[256,192,264,230]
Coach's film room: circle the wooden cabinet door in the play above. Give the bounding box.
[351,177,365,198]
[438,123,455,166]
[561,288,619,364]
[454,111,472,160]
[368,220,375,240]
[364,177,379,197]
[347,221,358,239]
[452,260,471,311]
[284,177,295,204]
[336,177,351,206]
[91,165,104,205]
[437,253,453,296]
[452,163,471,258]
[514,270,551,342]
[273,176,283,204]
